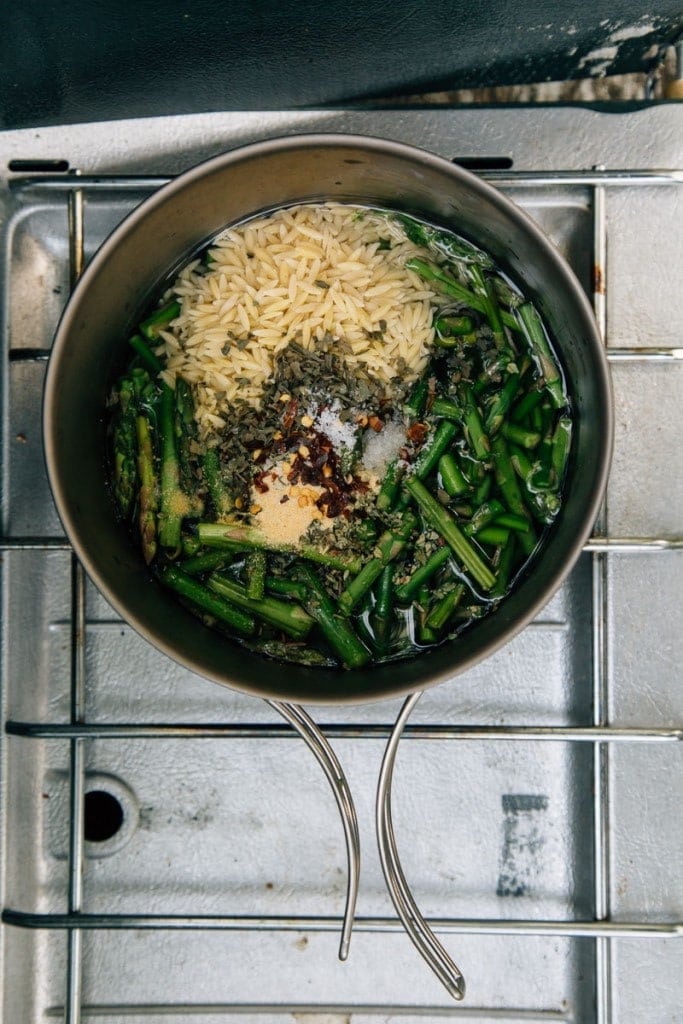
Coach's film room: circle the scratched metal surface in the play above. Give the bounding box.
[1,106,682,1022]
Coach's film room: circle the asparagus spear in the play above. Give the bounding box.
[463,499,505,536]
[376,458,405,512]
[459,385,490,460]
[129,334,162,374]
[501,423,541,449]
[405,258,519,331]
[140,299,181,341]
[470,264,506,350]
[111,377,137,517]
[202,449,233,519]
[180,549,243,575]
[490,435,537,556]
[394,545,451,604]
[161,566,256,635]
[371,563,395,645]
[517,302,565,409]
[411,420,458,481]
[395,213,494,267]
[551,416,572,485]
[295,563,371,669]
[245,549,267,601]
[338,511,417,614]
[197,522,362,574]
[207,573,313,641]
[438,452,469,496]
[425,584,465,632]
[158,384,192,554]
[403,477,496,591]
[135,411,158,565]
[485,373,521,435]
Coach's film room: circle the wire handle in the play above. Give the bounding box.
[268,700,360,961]
[376,691,466,1000]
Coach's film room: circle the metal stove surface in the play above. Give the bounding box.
[0,106,681,1023]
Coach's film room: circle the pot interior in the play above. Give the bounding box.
[44,135,612,704]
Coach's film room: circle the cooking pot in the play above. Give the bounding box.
[43,134,612,705]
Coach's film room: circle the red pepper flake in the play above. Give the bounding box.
[406,422,429,445]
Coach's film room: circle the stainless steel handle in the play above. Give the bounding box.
[268,700,360,961]
[377,691,466,1001]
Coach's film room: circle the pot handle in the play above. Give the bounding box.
[268,700,360,961]
[377,691,466,1000]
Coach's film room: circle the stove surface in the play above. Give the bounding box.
[1,106,681,1023]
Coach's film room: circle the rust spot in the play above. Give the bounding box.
[593,264,605,295]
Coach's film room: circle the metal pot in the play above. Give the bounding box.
[43,134,612,705]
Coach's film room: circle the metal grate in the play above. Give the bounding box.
[1,133,682,1022]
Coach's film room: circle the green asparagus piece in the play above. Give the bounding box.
[489,535,518,599]
[403,477,496,591]
[135,411,158,565]
[416,584,438,645]
[405,257,519,331]
[501,422,541,449]
[438,452,469,496]
[434,314,475,346]
[485,373,521,435]
[490,434,537,556]
[338,511,417,614]
[470,264,506,350]
[425,584,465,632]
[376,458,405,512]
[463,499,505,536]
[202,449,233,519]
[180,549,242,575]
[511,388,543,423]
[476,526,510,547]
[371,563,395,644]
[509,443,534,482]
[207,573,313,641]
[493,276,523,309]
[140,299,181,341]
[527,488,562,525]
[430,396,462,420]
[197,522,362,574]
[295,563,371,669]
[396,213,494,267]
[472,471,493,505]
[265,576,309,602]
[494,512,533,533]
[411,420,458,481]
[245,549,267,601]
[394,545,451,604]
[517,302,565,409]
[404,375,430,418]
[129,333,163,374]
[158,384,191,554]
[460,385,490,460]
[551,416,572,485]
[112,377,137,517]
[161,566,256,636]
[174,379,197,487]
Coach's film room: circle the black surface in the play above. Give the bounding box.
[2,1,681,128]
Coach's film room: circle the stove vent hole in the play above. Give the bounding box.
[452,156,513,170]
[84,789,124,842]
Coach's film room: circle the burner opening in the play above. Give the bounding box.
[84,789,124,842]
